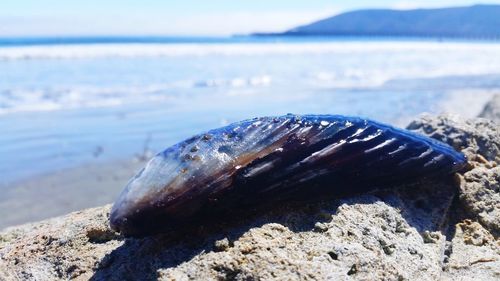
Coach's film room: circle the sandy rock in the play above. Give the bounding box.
[0,206,120,281]
[444,220,500,280]
[479,93,500,122]
[158,191,455,281]
[460,167,500,236]
[0,189,455,281]
[408,115,499,237]
[407,115,499,164]
[1,112,499,280]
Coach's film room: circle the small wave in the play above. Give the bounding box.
[194,76,271,88]
[0,75,273,115]
[312,71,390,88]
[0,88,124,115]
[0,42,498,61]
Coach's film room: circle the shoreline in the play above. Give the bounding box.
[0,158,146,229]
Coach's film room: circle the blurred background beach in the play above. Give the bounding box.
[1,0,500,228]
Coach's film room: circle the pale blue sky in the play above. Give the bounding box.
[1,0,499,36]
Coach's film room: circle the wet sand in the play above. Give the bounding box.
[0,158,146,229]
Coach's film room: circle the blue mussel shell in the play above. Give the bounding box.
[110,114,466,237]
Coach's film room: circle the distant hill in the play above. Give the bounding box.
[257,5,500,38]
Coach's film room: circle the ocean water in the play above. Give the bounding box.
[1,37,499,184]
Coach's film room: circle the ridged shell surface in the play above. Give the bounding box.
[110,114,466,237]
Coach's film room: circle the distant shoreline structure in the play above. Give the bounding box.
[251,33,500,41]
[0,34,498,48]
[253,4,500,40]
[252,32,500,40]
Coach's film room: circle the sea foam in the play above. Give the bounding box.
[0,41,499,60]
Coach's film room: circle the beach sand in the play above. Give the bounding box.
[0,158,147,229]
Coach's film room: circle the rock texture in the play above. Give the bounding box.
[408,115,500,237]
[1,104,499,280]
[479,93,500,122]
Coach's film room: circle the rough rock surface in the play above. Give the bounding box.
[460,167,500,236]
[407,115,499,164]
[479,93,500,122]
[1,105,499,280]
[408,115,500,237]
